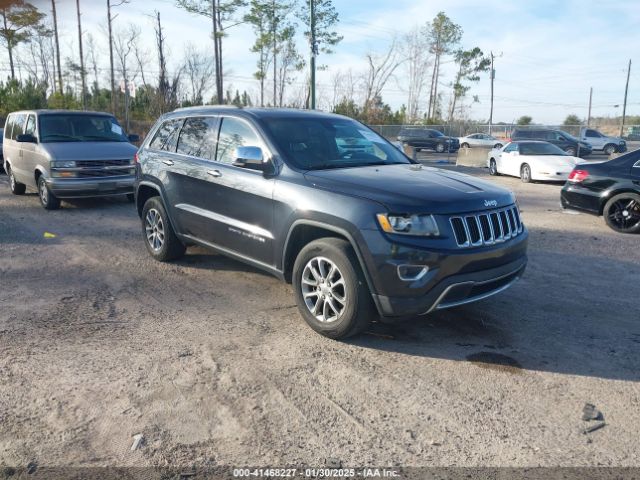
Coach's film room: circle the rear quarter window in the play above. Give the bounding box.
[149,118,183,151]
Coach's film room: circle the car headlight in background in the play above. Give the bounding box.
[377,213,440,236]
[52,160,77,168]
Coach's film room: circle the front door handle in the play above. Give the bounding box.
[207,170,222,178]
[162,160,174,166]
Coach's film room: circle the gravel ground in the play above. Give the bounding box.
[0,165,638,472]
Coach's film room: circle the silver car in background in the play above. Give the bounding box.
[2,110,139,210]
[458,133,504,149]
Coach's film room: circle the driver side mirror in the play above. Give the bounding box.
[232,146,272,173]
[16,133,37,143]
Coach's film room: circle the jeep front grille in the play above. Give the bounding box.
[450,205,523,248]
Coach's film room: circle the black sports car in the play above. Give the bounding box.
[561,149,640,233]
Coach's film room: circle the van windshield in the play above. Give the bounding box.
[262,116,411,170]
[39,114,129,143]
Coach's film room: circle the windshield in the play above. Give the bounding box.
[39,114,129,143]
[262,117,411,170]
[519,142,567,156]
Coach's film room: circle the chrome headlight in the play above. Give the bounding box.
[52,160,76,168]
[377,213,440,236]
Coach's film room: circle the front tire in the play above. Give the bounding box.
[461,142,470,149]
[603,144,616,155]
[8,166,26,195]
[292,238,374,339]
[141,196,186,261]
[38,176,60,210]
[435,143,446,153]
[565,147,576,156]
[520,163,532,183]
[603,193,640,234]
[489,159,499,176]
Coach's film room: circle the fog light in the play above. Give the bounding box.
[397,265,429,282]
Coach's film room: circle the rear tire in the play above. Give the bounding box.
[489,159,499,176]
[494,143,503,149]
[603,193,640,234]
[8,166,26,195]
[520,163,532,183]
[292,238,374,339]
[38,176,60,210]
[141,196,186,261]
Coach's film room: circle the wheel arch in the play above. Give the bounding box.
[281,220,382,315]
[599,188,640,215]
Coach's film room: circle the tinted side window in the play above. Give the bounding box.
[216,117,263,165]
[176,117,218,159]
[11,114,26,140]
[149,118,183,151]
[4,115,13,139]
[24,115,36,136]
[585,129,598,137]
[504,143,519,153]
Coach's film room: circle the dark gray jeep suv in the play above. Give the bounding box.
[135,107,528,339]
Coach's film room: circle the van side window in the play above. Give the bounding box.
[176,117,218,160]
[149,118,183,152]
[4,115,13,139]
[10,114,26,140]
[24,115,36,136]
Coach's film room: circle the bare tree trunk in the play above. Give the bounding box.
[108,0,116,113]
[51,0,63,94]
[76,0,87,110]
[211,0,222,103]
[2,12,15,81]
[155,11,167,112]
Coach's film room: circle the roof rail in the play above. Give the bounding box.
[173,104,240,112]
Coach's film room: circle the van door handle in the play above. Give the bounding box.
[162,160,174,166]
[207,170,222,178]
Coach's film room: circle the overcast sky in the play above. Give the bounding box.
[12,0,640,124]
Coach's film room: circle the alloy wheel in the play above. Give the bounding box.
[145,208,165,252]
[607,198,640,231]
[301,256,347,323]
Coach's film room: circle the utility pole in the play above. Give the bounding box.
[212,0,222,103]
[51,0,63,95]
[620,59,631,137]
[76,0,87,110]
[309,0,316,109]
[587,87,593,127]
[273,0,277,107]
[488,51,495,135]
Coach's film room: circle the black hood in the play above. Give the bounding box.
[305,164,515,214]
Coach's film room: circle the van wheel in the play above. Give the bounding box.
[293,238,374,339]
[520,163,532,183]
[141,196,186,261]
[603,144,616,155]
[38,176,60,210]
[8,166,26,195]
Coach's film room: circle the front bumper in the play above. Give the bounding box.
[46,175,135,198]
[361,227,528,318]
[373,256,526,317]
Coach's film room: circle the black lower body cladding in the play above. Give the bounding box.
[359,229,528,318]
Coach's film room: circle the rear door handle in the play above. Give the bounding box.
[162,160,174,166]
[207,170,222,178]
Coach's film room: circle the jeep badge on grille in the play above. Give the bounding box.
[484,200,498,207]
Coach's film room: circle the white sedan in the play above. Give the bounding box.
[459,133,504,149]
[487,141,583,183]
